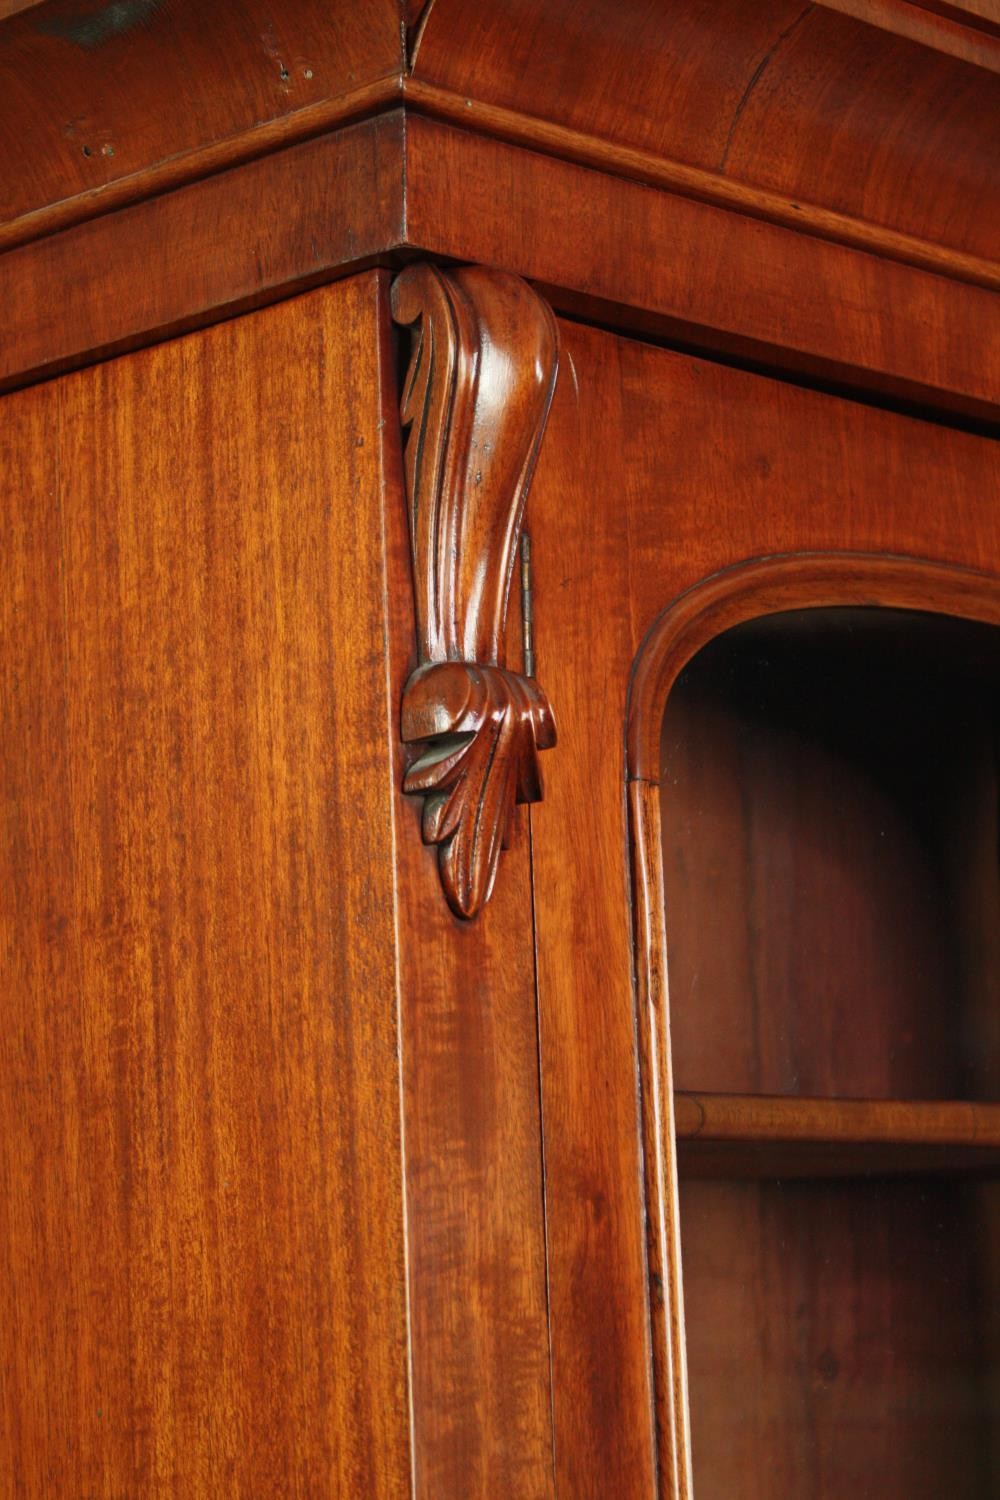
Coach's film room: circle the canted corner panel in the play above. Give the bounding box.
[391,262,559,920]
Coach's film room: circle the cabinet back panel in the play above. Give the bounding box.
[660,608,1000,1100]
[680,1176,998,1499]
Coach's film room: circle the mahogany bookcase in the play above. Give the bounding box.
[1,2,998,1496]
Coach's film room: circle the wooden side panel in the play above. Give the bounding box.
[0,275,411,1495]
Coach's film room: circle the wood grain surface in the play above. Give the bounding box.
[0,111,405,394]
[414,0,1000,260]
[680,1177,996,1497]
[674,1093,1000,1176]
[4,0,997,279]
[0,0,402,230]
[5,106,999,428]
[0,273,411,1495]
[403,117,1000,424]
[525,313,1000,1498]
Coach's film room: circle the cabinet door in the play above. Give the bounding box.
[524,320,1000,1499]
[0,275,411,1496]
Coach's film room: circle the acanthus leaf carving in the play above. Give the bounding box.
[391,263,559,919]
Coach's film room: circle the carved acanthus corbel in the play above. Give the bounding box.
[391,263,559,919]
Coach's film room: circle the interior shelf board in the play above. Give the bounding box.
[674,1091,1000,1178]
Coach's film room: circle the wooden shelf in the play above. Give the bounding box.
[674,1091,1000,1178]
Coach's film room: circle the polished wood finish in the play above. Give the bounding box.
[675,1092,1000,1147]
[3,0,995,269]
[675,1094,1000,1176]
[403,117,1000,424]
[0,111,405,394]
[824,0,1000,66]
[380,327,556,1497]
[414,0,1000,261]
[2,3,998,424]
[0,0,402,234]
[4,0,999,1491]
[0,275,411,1495]
[527,316,1000,1498]
[392,263,558,917]
[402,77,1000,292]
[4,106,999,421]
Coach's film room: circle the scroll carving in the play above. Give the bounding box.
[391,263,559,919]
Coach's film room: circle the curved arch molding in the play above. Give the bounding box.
[624,550,1000,1500]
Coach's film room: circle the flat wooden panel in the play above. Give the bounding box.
[0,274,411,1495]
[527,331,660,1500]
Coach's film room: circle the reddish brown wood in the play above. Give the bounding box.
[629,557,1000,779]
[908,0,1000,36]
[0,0,44,19]
[631,779,694,1499]
[381,277,557,1497]
[680,1178,993,1497]
[3,0,998,1488]
[675,1093,1000,1149]
[0,0,403,231]
[655,602,1000,1111]
[403,78,1000,293]
[392,263,559,917]
[525,314,1000,1499]
[2,104,998,425]
[522,332,661,1500]
[0,274,411,1495]
[414,0,1000,260]
[823,0,1000,65]
[4,0,997,280]
[403,117,1000,423]
[0,111,405,394]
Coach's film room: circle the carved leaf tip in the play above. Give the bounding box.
[402,662,556,919]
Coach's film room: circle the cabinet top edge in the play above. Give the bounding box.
[2,0,998,273]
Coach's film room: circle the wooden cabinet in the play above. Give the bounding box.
[1,1,998,1496]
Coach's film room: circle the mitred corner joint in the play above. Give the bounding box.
[391,262,559,919]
